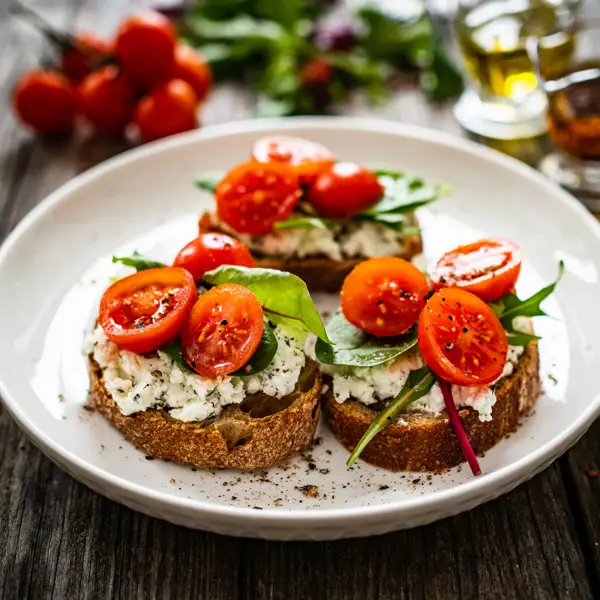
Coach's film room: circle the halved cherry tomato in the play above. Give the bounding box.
[215,161,300,235]
[99,267,196,354]
[418,288,508,386]
[341,257,429,337]
[251,136,335,183]
[182,283,264,377]
[431,239,521,303]
[115,12,175,88]
[173,233,254,280]
[307,162,383,218]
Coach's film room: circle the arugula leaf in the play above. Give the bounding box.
[195,171,225,193]
[491,261,564,333]
[159,340,191,372]
[315,312,417,367]
[231,319,278,376]
[507,332,541,346]
[346,366,436,466]
[203,265,329,342]
[112,252,166,271]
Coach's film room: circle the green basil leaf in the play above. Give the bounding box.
[347,366,436,466]
[159,340,192,372]
[491,261,564,331]
[203,265,329,342]
[274,217,331,230]
[315,312,417,367]
[112,252,166,271]
[195,171,225,193]
[231,319,278,376]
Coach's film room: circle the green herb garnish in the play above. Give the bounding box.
[347,366,436,467]
[112,252,166,271]
[195,171,225,193]
[315,312,417,367]
[490,260,564,345]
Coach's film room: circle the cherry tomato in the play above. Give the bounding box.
[341,257,429,337]
[12,70,76,134]
[115,12,175,88]
[215,161,300,235]
[99,267,197,354]
[252,136,335,183]
[300,57,334,87]
[182,283,264,377]
[418,288,508,386]
[78,66,137,135]
[61,33,112,82]
[307,162,383,218]
[133,78,198,142]
[173,233,254,280]
[172,44,212,103]
[431,239,522,303]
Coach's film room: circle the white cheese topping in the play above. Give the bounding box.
[216,217,414,261]
[89,324,307,422]
[323,344,526,423]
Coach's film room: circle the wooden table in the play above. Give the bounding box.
[1,1,599,598]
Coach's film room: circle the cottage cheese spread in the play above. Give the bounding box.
[216,218,414,262]
[89,323,307,422]
[323,344,526,423]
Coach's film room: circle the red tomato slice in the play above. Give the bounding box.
[99,267,197,353]
[341,257,429,337]
[182,283,264,377]
[307,162,383,218]
[418,288,508,386]
[173,233,254,280]
[251,136,335,183]
[215,161,300,235]
[431,239,521,302]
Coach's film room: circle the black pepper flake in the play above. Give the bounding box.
[220,319,228,325]
[462,327,468,333]
[379,485,389,490]
[145,456,154,461]
[308,463,317,471]
[448,315,454,321]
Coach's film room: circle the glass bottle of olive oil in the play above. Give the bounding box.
[456,0,576,102]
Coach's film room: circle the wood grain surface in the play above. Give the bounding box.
[0,1,599,599]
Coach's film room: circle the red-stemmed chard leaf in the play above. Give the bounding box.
[439,378,481,476]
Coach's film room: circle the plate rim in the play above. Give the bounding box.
[1,115,600,525]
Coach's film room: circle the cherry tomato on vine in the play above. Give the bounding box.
[173,233,254,280]
[133,78,198,142]
[172,44,212,103]
[182,283,264,377]
[79,65,137,134]
[307,162,383,218]
[418,288,508,386]
[62,33,112,82]
[99,267,197,354]
[115,12,175,88]
[13,70,76,134]
[430,239,521,302]
[341,257,429,337]
[215,161,300,234]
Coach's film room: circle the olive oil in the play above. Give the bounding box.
[545,62,600,160]
[456,0,575,100]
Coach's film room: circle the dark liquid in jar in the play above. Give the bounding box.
[545,63,600,160]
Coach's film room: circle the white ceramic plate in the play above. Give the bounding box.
[1,118,599,541]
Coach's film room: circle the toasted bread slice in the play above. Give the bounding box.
[88,358,322,470]
[199,212,423,292]
[323,342,540,472]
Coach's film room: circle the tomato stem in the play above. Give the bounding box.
[439,378,481,476]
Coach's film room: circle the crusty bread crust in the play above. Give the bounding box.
[88,358,322,470]
[323,342,540,472]
[199,212,423,292]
